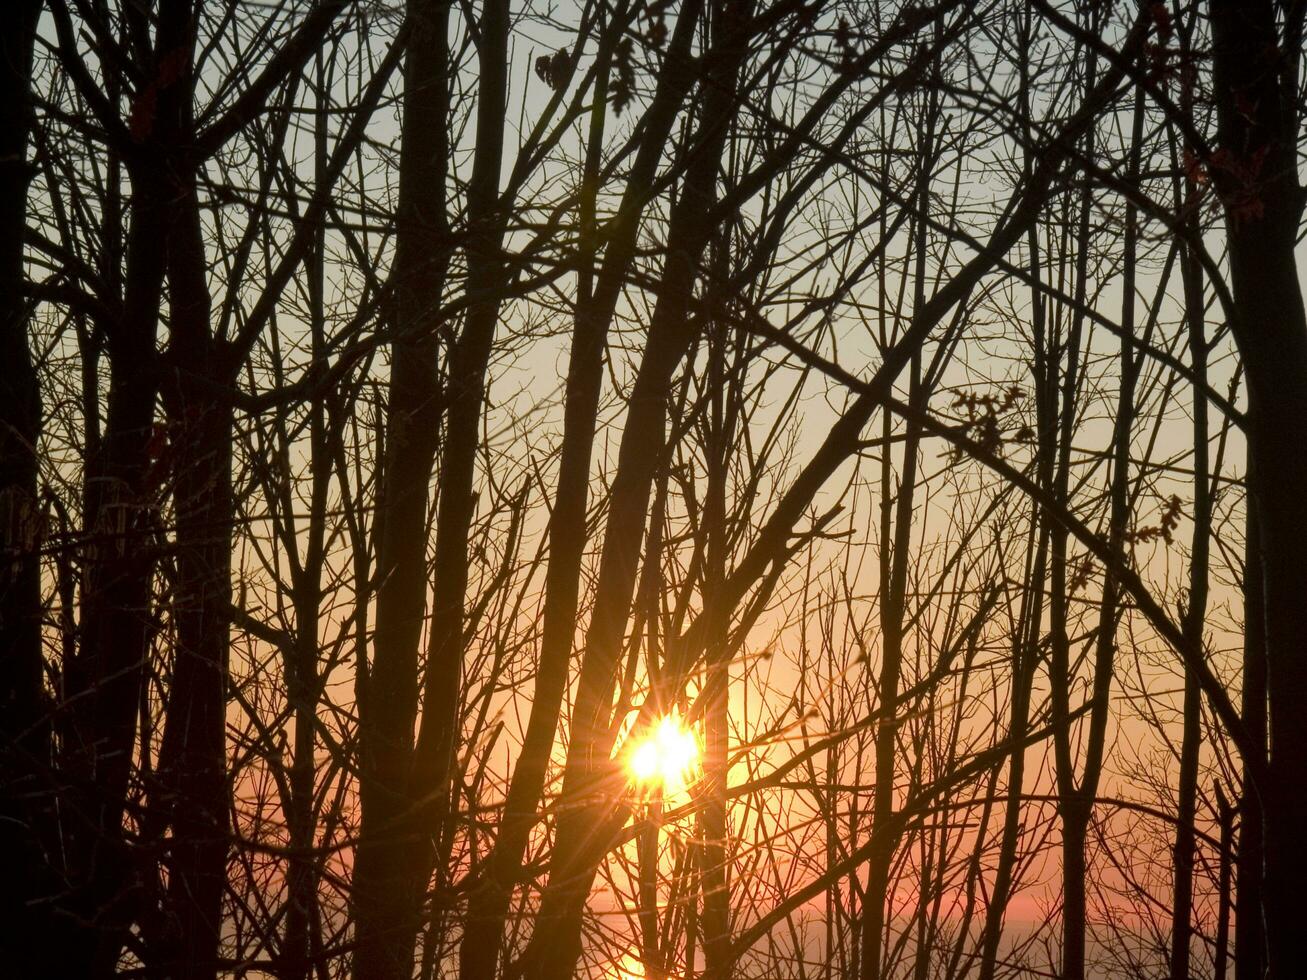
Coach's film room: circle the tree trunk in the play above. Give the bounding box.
[351,2,452,977]
[0,3,49,974]
[975,543,1040,980]
[1209,3,1307,977]
[0,0,43,752]
[281,54,335,980]
[1169,140,1209,980]
[977,220,1049,980]
[1235,483,1265,980]
[155,173,232,980]
[1169,24,1209,975]
[1049,37,1126,978]
[1215,785,1235,980]
[700,239,733,978]
[857,386,920,980]
[858,62,939,980]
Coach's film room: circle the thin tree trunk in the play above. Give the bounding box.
[1049,194,1090,980]
[977,25,1043,972]
[1169,83,1209,978]
[282,55,335,977]
[638,796,664,978]
[1235,481,1265,980]
[858,363,921,980]
[1049,35,1123,979]
[976,562,1042,980]
[1215,784,1235,980]
[977,222,1048,980]
[858,65,938,980]
[700,233,733,978]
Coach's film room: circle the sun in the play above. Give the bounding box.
[627,713,700,793]
[608,951,645,980]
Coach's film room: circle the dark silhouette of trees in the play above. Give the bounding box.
[3,1,1306,979]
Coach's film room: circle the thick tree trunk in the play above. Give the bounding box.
[0,0,43,753]
[1237,288,1307,980]
[1209,4,1307,978]
[156,394,233,980]
[352,2,452,978]
[0,3,48,973]
[406,0,509,808]
[56,1,217,963]
[155,175,232,980]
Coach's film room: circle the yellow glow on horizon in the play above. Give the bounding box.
[627,713,699,793]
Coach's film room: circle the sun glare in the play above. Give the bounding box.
[609,951,645,980]
[627,714,699,792]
